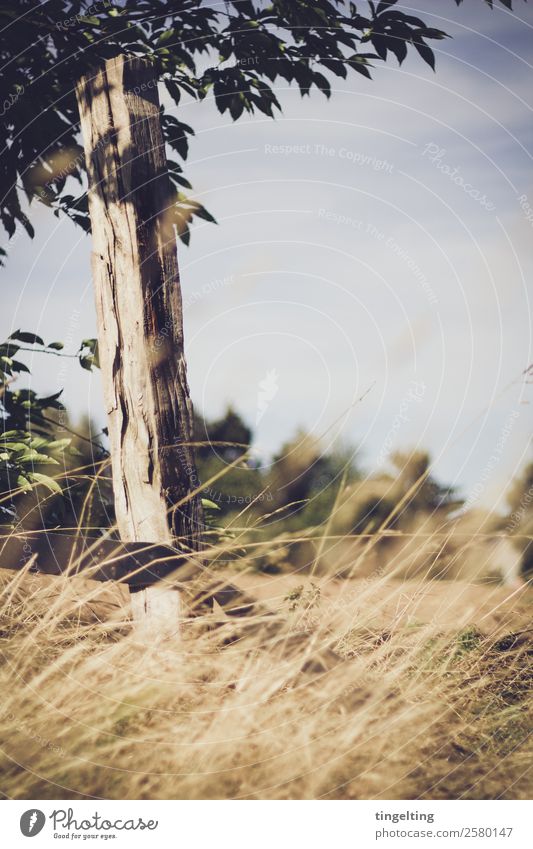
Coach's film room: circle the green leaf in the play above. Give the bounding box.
[47,438,71,451]
[413,39,436,71]
[27,437,48,448]
[164,79,182,104]
[388,38,407,65]
[157,29,176,46]
[229,94,245,121]
[80,338,98,351]
[16,474,32,492]
[1,442,30,452]
[178,228,191,246]
[79,355,95,371]
[19,450,59,464]
[202,498,221,511]
[313,72,331,97]
[36,390,64,408]
[192,205,217,224]
[347,56,373,78]
[27,472,62,494]
[8,330,45,345]
[47,341,64,350]
[78,338,100,370]
[10,360,31,373]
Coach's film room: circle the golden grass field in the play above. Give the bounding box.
[0,525,531,801]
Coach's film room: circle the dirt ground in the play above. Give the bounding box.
[229,570,532,634]
[1,566,531,636]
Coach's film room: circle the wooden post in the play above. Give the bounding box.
[75,56,202,631]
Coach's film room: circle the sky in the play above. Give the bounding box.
[3,0,533,513]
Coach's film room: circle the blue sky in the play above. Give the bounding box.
[3,0,533,512]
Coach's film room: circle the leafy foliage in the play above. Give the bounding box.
[1,363,64,498]
[193,406,265,515]
[454,0,516,7]
[77,338,99,372]
[0,331,98,511]
[192,406,466,544]
[0,0,464,258]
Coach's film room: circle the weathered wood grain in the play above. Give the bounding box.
[76,56,202,553]
[76,55,206,626]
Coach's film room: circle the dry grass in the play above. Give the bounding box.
[0,532,531,801]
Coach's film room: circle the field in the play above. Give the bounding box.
[1,529,531,801]
[1,0,532,816]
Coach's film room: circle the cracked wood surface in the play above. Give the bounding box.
[76,55,202,555]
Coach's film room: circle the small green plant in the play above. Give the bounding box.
[454,626,484,659]
[285,582,321,612]
[0,331,105,518]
